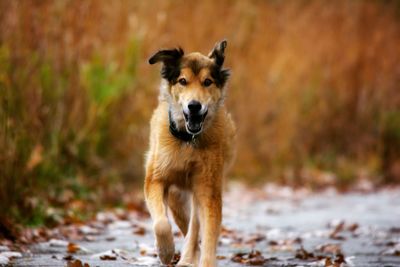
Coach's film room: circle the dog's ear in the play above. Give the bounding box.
[209,40,230,88]
[148,48,184,65]
[209,40,227,67]
[148,48,184,82]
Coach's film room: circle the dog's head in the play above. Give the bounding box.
[149,40,230,135]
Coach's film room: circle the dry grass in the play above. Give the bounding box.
[1,0,400,226]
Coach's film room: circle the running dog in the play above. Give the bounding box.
[144,40,236,267]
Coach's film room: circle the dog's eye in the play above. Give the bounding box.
[203,78,213,87]
[178,78,187,86]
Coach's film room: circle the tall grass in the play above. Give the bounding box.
[1,0,400,227]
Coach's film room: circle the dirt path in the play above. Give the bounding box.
[7,184,400,267]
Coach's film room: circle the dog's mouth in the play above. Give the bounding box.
[183,110,208,135]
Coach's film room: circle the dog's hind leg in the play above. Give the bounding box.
[144,175,175,265]
[168,185,190,236]
[177,195,200,267]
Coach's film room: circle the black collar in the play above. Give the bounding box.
[168,110,196,142]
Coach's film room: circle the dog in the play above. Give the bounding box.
[144,40,236,267]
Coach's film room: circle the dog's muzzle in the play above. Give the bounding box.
[183,100,208,135]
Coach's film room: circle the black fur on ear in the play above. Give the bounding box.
[211,65,230,88]
[148,48,184,83]
[209,40,227,67]
[209,40,229,88]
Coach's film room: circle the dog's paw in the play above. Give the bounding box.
[177,246,199,267]
[199,257,217,267]
[176,261,195,267]
[154,218,175,264]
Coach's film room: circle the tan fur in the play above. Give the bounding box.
[144,50,236,267]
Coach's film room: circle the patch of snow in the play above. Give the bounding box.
[108,220,132,230]
[134,256,159,266]
[0,255,9,265]
[90,249,115,259]
[49,239,68,247]
[79,225,100,235]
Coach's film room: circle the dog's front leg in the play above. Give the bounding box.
[144,176,175,265]
[177,195,200,266]
[194,175,222,267]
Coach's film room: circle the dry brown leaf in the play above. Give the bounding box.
[248,255,267,265]
[389,227,400,234]
[325,257,333,267]
[295,247,315,260]
[100,255,117,260]
[231,252,247,263]
[67,243,80,254]
[230,250,267,265]
[67,259,87,267]
[245,234,266,244]
[133,227,146,236]
[347,223,359,232]
[221,226,236,237]
[334,253,346,265]
[63,254,75,261]
[316,243,342,254]
[105,236,116,242]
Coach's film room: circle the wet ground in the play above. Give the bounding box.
[5,184,400,266]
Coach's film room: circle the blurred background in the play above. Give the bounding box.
[1,0,400,232]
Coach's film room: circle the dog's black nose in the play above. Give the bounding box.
[188,100,202,113]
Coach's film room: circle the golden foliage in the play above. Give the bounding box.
[1,0,400,224]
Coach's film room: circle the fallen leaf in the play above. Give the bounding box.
[105,236,116,241]
[67,243,80,254]
[231,252,247,263]
[100,255,117,260]
[67,259,86,267]
[390,227,400,234]
[248,255,267,265]
[268,240,278,246]
[325,257,333,267]
[245,234,266,245]
[133,227,146,236]
[329,221,346,240]
[347,223,359,232]
[221,226,236,237]
[230,250,267,265]
[295,247,314,260]
[329,233,346,240]
[334,253,346,264]
[63,255,75,261]
[316,243,342,254]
